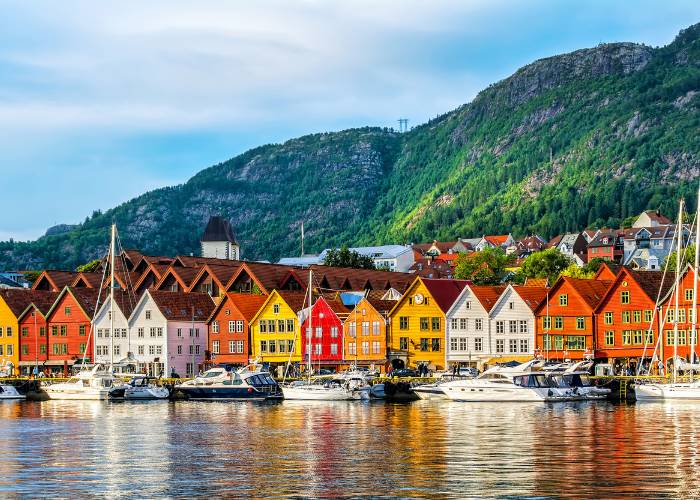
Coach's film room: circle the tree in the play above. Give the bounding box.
[517,248,572,284]
[664,244,697,273]
[323,246,376,270]
[454,248,514,285]
[76,259,102,273]
[560,263,594,279]
[584,257,607,274]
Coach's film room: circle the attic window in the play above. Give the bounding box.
[146,310,151,320]
[509,302,514,310]
[465,301,471,310]
[273,304,280,315]
[65,307,71,316]
[225,309,230,315]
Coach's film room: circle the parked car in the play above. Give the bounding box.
[391,368,418,378]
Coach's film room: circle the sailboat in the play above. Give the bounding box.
[636,188,700,401]
[282,270,369,401]
[45,224,126,400]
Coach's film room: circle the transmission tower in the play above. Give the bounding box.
[397,118,409,133]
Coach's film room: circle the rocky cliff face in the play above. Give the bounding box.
[1,23,698,270]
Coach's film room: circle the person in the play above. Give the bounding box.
[452,364,458,376]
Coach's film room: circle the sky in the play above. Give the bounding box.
[1,1,699,241]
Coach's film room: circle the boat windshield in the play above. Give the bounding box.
[514,374,550,388]
[202,370,226,378]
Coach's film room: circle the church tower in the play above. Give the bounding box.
[200,216,239,260]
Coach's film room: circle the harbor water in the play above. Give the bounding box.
[1,400,699,498]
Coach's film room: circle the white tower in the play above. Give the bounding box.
[200,216,239,260]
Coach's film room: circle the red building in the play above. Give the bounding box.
[207,293,268,366]
[17,291,59,375]
[301,296,349,370]
[659,266,700,363]
[594,268,673,367]
[534,277,611,360]
[45,287,100,375]
[587,230,624,263]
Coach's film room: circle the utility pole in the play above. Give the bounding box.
[397,118,409,133]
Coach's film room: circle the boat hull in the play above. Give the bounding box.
[282,386,367,401]
[442,384,548,402]
[0,385,25,400]
[177,385,281,401]
[45,388,112,400]
[124,387,169,400]
[413,386,448,400]
[635,383,700,401]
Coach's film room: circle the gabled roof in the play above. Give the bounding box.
[512,286,549,312]
[523,278,548,288]
[32,270,78,291]
[421,278,470,313]
[536,277,611,315]
[469,285,507,313]
[593,262,621,281]
[250,290,309,324]
[483,235,511,247]
[188,264,242,293]
[546,234,563,248]
[154,266,202,290]
[0,289,40,317]
[588,230,622,248]
[46,287,102,320]
[364,298,397,315]
[640,210,672,226]
[96,290,142,319]
[627,269,675,304]
[71,272,104,288]
[201,216,237,243]
[207,292,268,324]
[148,290,215,322]
[17,291,60,321]
[173,255,241,268]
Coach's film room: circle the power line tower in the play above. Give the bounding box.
[397,118,409,133]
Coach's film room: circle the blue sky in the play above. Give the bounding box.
[1,1,698,241]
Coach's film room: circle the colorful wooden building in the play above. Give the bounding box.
[300,296,349,371]
[388,278,468,371]
[658,265,699,364]
[0,289,38,375]
[249,290,306,375]
[342,297,394,373]
[534,277,611,361]
[207,293,268,366]
[16,291,59,375]
[594,268,672,367]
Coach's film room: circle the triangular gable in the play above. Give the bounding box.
[187,265,228,294]
[592,268,657,314]
[388,277,422,317]
[133,265,160,292]
[278,270,305,291]
[154,267,189,291]
[45,287,99,321]
[226,264,269,295]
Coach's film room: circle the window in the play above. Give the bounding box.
[622,311,631,324]
[328,343,338,356]
[519,320,528,334]
[496,339,504,353]
[114,345,120,356]
[314,344,322,355]
[186,363,193,377]
[6,327,12,337]
[79,325,86,336]
[21,345,28,355]
[604,312,613,325]
[566,336,585,350]
[399,337,408,350]
[450,338,459,351]
[621,291,630,304]
[212,321,220,334]
[520,339,529,353]
[259,320,267,333]
[348,322,357,337]
[679,330,687,346]
[459,338,467,351]
[431,338,440,352]
[138,327,144,338]
[286,319,295,332]
[542,317,551,330]
[554,336,564,350]
[633,330,643,345]
[459,318,467,330]
[348,342,357,355]
[228,341,235,353]
[506,320,515,334]
[362,322,370,335]
[6,344,13,356]
[138,345,145,355]
[679,309,686,324]
[228,321,235,333]
[21,327,28,337]
[372,341,381,354]
[145,310,151,320]
[212,341,220,354]
[509,302,515,310]
[39,345,46,354]
[496,321,504,334]
[559,294,568,306]
[372,321,380,335]
[431,317,440,331]
[667,309,675,322]
[149,327,156,338]
[279,340,286,353]
[273,304,280,314]
[0,345,3,355]
[474,337,482,352]
[269,341,276,353]
[644,310,653,323]
[176,345,182,355]
[622,330,632,345]
[645,330,654,344]
[604,331,614,346]
[576,317,585,330]
[633,310,642,323]
[331,326,339,338]
[451,318,458,330]
[268,320,276,333]
[260,340,268,353]
[278,320,286,333]
[150,345,157,355]
[465,301,471,310]
[420,317,429,331]
[686,289,694,302]
[420,338,429,351]
[509,339,517,353]
[64,306,71,316]
[475,318,483,331]
[554,317,563,329]
[240,341,247,353]
[39,326,45,337]
[315,326,322,338]
[0,327,3,337]
[361,342,369,355]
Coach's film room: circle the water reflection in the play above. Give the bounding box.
[1,400,700,497]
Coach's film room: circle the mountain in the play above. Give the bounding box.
[2,23,699,270]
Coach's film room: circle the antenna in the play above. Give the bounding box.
[397,118,409,133]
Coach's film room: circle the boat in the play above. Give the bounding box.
[413,382,448,400]
[45,364,122,400]
[548,362,611,401]
[636,191,700,401]
[0,384,25,400]
[175,364,283,400]
[109,376,169,400]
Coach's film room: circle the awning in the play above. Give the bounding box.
[41,360,76,366]
[486,355,533,365]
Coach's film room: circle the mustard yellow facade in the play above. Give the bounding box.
[388,278,447,370]
[250,290,302,366]
[0,296,20,375]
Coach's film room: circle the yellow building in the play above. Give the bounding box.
[0,289,36,376]
[249,290,306,370]
[388,278,468,371]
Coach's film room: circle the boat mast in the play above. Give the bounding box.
[673,199,684,383]
[191,305,196,378]
[308,269,313,381]
[109,223,116,370]
[692,185,700,382]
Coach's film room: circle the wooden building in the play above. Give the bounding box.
[207,293,268,366]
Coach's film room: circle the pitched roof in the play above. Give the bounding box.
[201,216,237,243]
[32,270,78,291]
[546,234,563,248]
[148,290,215,322]
[276,291,309,313]
[71,272,104,288]
[26,291,61,318]
[50,287,103,320]
[109,290,142,318]
[421,278,470,313]
[627,269,675,303]
[562,277,612,310]
[470,285,507,312]
[512,286,549,312]
[484,235,510,246]
[364,298,397,315]
[523,278,548,288]
[0,289,40,317]
[209,292,268,323]
[588,230,622,248]
[174,255,241,268]
[642,210,672,225]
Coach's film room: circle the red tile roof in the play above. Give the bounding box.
[32,270,79,291]
[421,278,470,313]
[470,285,507,312]
[512,286,549,312]
[149,291,215,322]
[484,235,510,246]
[222,293,268,322]
[0,289,40,317]
[562,277,612,310]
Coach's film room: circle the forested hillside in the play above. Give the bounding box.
[1,23,699,270]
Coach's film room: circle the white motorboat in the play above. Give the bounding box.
[413,383,449,400]
[110,376,169,400]
[282,377,370,401]
[546,361,611,401]
[44,364,124,400]
[0,385,25,400]
[176,364,283,400]
[635,381,700,400]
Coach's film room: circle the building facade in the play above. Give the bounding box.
[207,293,268,366]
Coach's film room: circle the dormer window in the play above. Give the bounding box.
[273,304,280,315]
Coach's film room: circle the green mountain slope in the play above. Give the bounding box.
[2,23,699,270]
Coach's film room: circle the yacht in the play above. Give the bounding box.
[635,381,700,400]
[546,361,611,401]
[282,375,370,401]
[0,385,25,400]
[44,364,123,400]
[109,376,169,400]
[176,365,282,400]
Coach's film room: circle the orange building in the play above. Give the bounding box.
[659,265,700,363]
[17,291,59,375]
[534,277,611,360]
[342,297,394,372]
[207,293,268,366]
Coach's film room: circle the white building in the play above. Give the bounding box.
[201,216,239,260]
[93,291,136,367]
[278,244,415,272]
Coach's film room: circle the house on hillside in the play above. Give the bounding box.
[633,210,672,228]
[548,233,588,265]
[587,230,624,263]
[475,235,515,252]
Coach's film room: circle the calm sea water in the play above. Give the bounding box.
[0,399,699,498]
